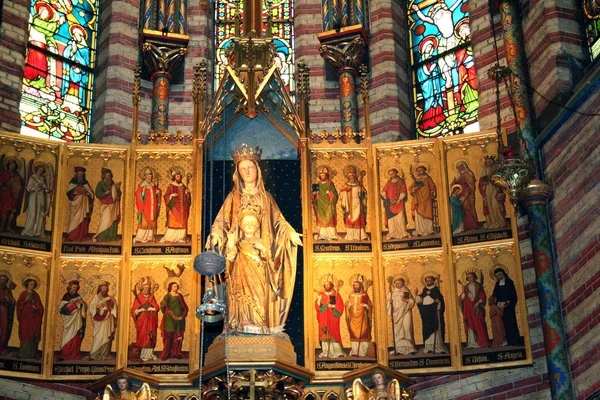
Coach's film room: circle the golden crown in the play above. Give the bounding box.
[238,202,262,222]
[232,144,262,164]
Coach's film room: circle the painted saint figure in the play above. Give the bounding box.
[161,169,191,243]
[0,273,16,355]
[206,144,302,334]
[458,272,490,348]
[312,166,339,240]
[346,275,373,357]
[65,166,94,241]
[492,266,522,346]
[94,168,121,242]
[415,275,447,353]
[16,277,44,359]
[488,296,507,347]
[89,281,118,360]
[412,0,463,92]
[315,274,345,358]
[455,19,479,118]
[159,281,188,360]
[23,2,66,90]
[450,184,465,233]
[21,164,53,238]
[479,156,507,229]
[451,160,478,230]
[340,165,368,241]
[133,168,161,243]
[131,277,159,362]
[0,158,25,234]
[415,36,446,131]
[381,168,409,240]
[410,165,437,236]
[58,280,87,360]
[387,277,417,355]
[62,24,90,108]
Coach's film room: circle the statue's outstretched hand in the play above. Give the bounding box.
[290,231,303,246]
[205,234,222,251]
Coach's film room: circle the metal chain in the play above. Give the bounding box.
[198,316,205,399]
[225,310,231,399]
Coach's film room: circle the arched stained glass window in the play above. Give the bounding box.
[408,0,479,138]
[19,0,100,142]
[215,0,294,93]
[584,0,600,60]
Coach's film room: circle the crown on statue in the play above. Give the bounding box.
[238,202,262,222]
[232,144,262,164]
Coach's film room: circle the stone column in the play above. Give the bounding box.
[520,180,574,400]
[498,0,537,165]
[319,34,366,134]
[141,39,188,133]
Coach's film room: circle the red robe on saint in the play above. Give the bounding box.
[16,290,44,358]
[131,293,160,350]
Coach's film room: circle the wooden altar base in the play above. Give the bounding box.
[203,334,297,367]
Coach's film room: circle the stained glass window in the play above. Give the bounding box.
[584,0,600,60]
[408,0,479,138]
[215,0,294,93]
[19,0,100,142]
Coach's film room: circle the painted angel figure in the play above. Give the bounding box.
[21,162,54,237]
[351,371,402,399]
[101,375,154,400]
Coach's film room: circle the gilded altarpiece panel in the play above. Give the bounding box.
[453,244,529,367]
[312,257,377,373]
[61,145,129,255]
[128,259,197,375]
[441,133,513,246]
[0,132,61,252]
[0,250,50,376]
[52,258,121,376]
[132,149,194,256]
[374,140,442,251]
[310,149,372,253]
[383,252,453,372]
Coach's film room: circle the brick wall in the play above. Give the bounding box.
[93,0,211,144]
[539,64,600,400]
[519,0,587,130]
[0,377,88,400]
[0,0,29,133]
[92,0,140,144]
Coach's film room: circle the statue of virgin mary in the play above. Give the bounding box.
[206,144,302,335]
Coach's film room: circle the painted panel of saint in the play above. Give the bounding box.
[128,261,193,374]
[375,142,442,252]
[0,256,49,375]
[0,133,60,252]
[384,254,452,371]
[454,246,528,367]
[311,152,372,252]
[313,259,376,370]
[132,151,193,256]
[442,132,513,246]
[61,146,128,255]
[53,268,119,376]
